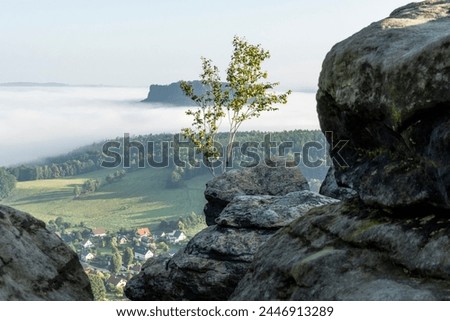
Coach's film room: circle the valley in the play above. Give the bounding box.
[4,167,209,232]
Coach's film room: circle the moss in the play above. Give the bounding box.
[386,80,407,129]
[289,247,337,284]
[391,106,402,126]
[366,147,386,159]
[384,86,403,128]
[349,219,383,240]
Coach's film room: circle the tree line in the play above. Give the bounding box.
[8,151,102,181]
[0,168,17,199]
[74,170,126,198]
[6,130,327,184]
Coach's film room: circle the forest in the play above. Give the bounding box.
[2,129,329,197]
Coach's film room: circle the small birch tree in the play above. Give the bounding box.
[181,36,291,174]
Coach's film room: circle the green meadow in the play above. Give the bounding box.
[4,167,209,232]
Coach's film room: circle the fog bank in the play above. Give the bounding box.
[0,86,319,166]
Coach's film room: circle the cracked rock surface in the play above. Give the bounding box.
[0,205,93,300]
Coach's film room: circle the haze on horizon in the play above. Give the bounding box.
[0,0,415,90]
[0,87,318,167]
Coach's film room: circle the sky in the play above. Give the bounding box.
[0,0,416,90]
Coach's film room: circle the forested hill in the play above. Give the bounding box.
[7,130,328,183]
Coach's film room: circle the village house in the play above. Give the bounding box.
[165,230,187,244]
[107,275,127,288]
[140,235,154,246]
[135,227,151,241]
[92,227,107,238]
[134,245,154,261]
[80,249,95,262]
[118,235,129,245]
[82,239,94,249]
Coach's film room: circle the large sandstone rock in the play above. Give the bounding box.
[125,191,337,300]
[319,166,358,201]
[216,191,338,229]
[231,1,450,301]
[317,0,450,209]
[0,205,93,300]
[204,162,309,225]
[232,200,450,300]
[125,227,273,301]
[131,1,450,302]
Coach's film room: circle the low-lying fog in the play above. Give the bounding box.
[0,86,320,167]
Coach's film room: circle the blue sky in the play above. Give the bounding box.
[0,0,415,89]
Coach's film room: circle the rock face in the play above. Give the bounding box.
[319,166,357,200]
[125,186,337,300]
[142,81,203,105]
[128,1,450,302]
[216,192,337,229]
[125,227,274,301]
[231,1,450,301]
[232,201,450,300]
[316,0,450,209]
[0,205,93,300]
[204,162,310,225]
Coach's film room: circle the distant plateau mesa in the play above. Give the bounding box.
[141,80,203,106]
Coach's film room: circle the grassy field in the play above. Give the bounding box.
[4,167,210,232]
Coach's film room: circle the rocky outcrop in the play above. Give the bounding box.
[204,162,310,225]
[216,191,337,229]
[319,166,357,201]
[128,1,450,302]
[125,227,273,301]
[0,205,93,300]
[316,0,450,209]
[231,0,450,301]
[142,81,202,105]
[232,201,450,300]
[125,187,337,300]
